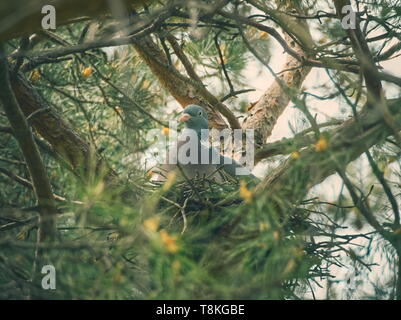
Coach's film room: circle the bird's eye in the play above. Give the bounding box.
[198,111,202,116]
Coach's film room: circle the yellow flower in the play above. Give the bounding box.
[294,247,305,258]
[143,217,159,232]
[283,259,296,275]
[290,151,300,159]
[112,271,124,284]
[383,167,390,179]
[246,101,257,112]
[259,221,270,232]
[388,156,397,163]
[219,55,228,65]
[161,127,169,136]
[81,67,92,80]
[141,79,151,90]
[172,260,181,282]
[315,136,328,152]
[394,228,401,235]
[239,180,252,204]
[119,217,129,228]
[173,59,181,69]
[258,242,268,249]
[92,181,104,196]
[16,230,27,240]
[107,232,120,241]
[29,70,40,82]
[172,260,181,273]
[159,229,178,254]
[259,31,269,40]
[145,170,154,179]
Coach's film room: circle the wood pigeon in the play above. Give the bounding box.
[154,104,256,183]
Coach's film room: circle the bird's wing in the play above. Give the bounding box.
[153,135,224,182]
[208,147,259,183]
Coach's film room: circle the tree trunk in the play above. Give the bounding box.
[0,45,57,241]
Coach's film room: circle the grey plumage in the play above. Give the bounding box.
[154,105,256,183]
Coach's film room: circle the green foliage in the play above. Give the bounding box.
[1,0,401,300]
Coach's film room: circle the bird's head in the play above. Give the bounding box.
[178,105,208,135]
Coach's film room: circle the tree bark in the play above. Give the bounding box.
[242,0,315,146]
[133,36,235,130]
[0,45,57,241]
[10,73,118,185]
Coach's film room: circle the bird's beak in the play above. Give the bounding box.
[178,113,191,122]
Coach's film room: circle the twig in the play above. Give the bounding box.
[220,89,255,102]
[180,197,189,235]
[214,32,234,93]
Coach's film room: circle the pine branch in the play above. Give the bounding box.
[239,0,315,146]
[0,0,154,42]
[133,35,241,129]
